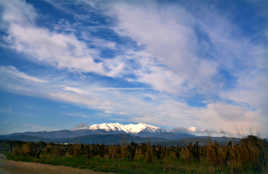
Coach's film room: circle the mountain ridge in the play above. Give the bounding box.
[74,122,162,134]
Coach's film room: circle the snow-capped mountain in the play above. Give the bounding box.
[0,122,198,144]
[76,123,161,134]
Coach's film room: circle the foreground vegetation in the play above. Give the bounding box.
[3,135,268,174]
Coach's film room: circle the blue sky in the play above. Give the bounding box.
[0,0,267,137]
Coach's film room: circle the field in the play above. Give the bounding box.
[0,158,113,174]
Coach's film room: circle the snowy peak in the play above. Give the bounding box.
[81,123,161,134]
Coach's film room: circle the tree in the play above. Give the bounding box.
[21,143,31,155]
[128,142,137,161]
[145,143,152,163]
[134,145,145,161]
[206,142,218,165]
[180,147,191,161]
[121,139,128,159]
[108,145,117,159]
[72,144,81,157]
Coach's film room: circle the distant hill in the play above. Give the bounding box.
[0,123,239,145]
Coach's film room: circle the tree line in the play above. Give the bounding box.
[8,135,268,173]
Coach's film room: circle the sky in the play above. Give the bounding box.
[0,0,267,138]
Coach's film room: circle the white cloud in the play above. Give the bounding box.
[188,126,197,132]
[220,70,268,136]
[63,86,87,95]
[103,1,267,136]
[0,66,46,83]
[0,0,36,25]
[1,0,108,75]
[107,2,220,94]
[137,65,185,93]
[6,24,105,74]
[0,0,218,95]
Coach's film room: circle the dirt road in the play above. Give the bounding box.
[0,159,114,174]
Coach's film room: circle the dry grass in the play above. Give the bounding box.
[0,159,114,174]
